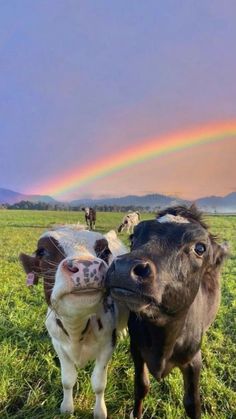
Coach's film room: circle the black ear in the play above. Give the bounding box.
[19,253,39,285]
[94,239,112,265]
[117,224,123,233]
[212,241,229,267]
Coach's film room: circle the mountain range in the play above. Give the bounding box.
[0,187,236,213]
[0,188,56,204]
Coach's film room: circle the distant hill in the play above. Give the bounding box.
[196,192,236,213]
[0,188,56,204]
[70,193,188,209]
[1,187,236,213]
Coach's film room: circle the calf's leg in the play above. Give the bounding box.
[54,342,77,413]
[91,347,113,419]
[180,350,202,419]
[130,344,150,419]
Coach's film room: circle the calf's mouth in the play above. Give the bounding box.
[71,287,104,295]
[111,286,151,303]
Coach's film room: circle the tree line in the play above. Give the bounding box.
[0,200,152,212]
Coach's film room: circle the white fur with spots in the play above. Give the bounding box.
[118,212,140,234]
[42,227,128,418]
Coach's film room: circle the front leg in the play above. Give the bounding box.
[53,341,77,414]
[180,350,202,419]
[91,346,113,419]
[130,341,150,419]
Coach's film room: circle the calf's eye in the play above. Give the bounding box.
[194,243,206,256]
[36,248,47,258]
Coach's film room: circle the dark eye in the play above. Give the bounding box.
[194,243,206,256]
[36,248,47,258]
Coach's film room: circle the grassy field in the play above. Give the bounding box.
[0,210,235,419]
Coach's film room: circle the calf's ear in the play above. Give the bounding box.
[19,253,39,285]
[212,241,229,267]
[105,230,118,240]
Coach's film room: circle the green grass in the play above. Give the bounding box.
[0,210,235,418]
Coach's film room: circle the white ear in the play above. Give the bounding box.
[104,230,127,258]
[104,230,118,240]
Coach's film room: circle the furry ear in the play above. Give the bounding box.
[212,241,230,267]
[105,230,118,240]
[19,253,39,285]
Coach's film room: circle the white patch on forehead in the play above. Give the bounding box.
[41,227,104,257]
[157,214,190,224]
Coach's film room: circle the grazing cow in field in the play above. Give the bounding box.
[19,226,128,418]
[118,211,140,234]
[82,207,96,230]
[106,205,228,419]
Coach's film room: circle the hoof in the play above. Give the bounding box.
[130,411,138,419]
[60,403,74,414]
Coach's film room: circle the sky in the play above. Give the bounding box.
[0,0,235,201]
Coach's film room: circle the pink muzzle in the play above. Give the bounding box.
[62,258,107,290]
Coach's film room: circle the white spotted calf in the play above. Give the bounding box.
[118,211,140,234]
[20,226,128,418]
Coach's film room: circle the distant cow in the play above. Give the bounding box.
[82,207,96,230]
[107,205,228,419]
[118,211,140,234]
[20,226,128,418]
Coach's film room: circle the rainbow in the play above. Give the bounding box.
[31,120,236,197]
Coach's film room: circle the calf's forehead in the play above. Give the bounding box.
[134,220,208,246]
[39,229,104,257]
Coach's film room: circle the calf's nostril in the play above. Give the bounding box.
[65,260,79,273]
[132,262,152,279]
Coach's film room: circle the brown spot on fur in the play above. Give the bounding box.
[94,238,111,264]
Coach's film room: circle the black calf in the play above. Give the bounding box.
[106,205,228,418]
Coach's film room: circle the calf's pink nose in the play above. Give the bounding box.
[63,258,107,287]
